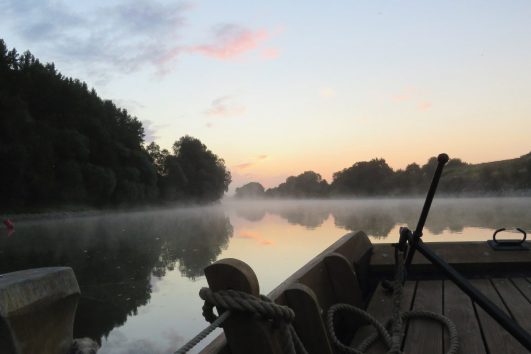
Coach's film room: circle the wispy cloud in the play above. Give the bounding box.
[112,98,145,114]
[1,0,189,81]
[417,101,432,112]
[238,230,273,245]
[190,24,272,60]
[392,86,417,102]
[141,120,169,143]
[391,86,433,112]
[233,154,268,171]
[234,162,254,170]
[1,1,278,81]
[205,96,246,117]
[261,47,280,60]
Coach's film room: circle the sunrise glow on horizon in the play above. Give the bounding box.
[2,0,530,191]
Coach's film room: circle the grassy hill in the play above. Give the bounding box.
[440,152,531,195]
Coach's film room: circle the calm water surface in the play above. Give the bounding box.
[1,198,530,353]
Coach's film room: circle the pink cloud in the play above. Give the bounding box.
[391,87,433,112]
[238,230,273,246]
[233,155,268,170]
[234,162,254,170]
[238,230,259,239]
[261,47,280,60]
[418,101,432,112]
[191,24,271,60]
[205,96,246,117]
[392,87,417,102]
[393,94,411,102]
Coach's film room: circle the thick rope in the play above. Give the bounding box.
[326,248,459,354]
[174,311,230,354]
[175,288,308,354]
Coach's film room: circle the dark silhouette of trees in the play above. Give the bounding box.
[330,159,394,196]
[235,182,265,198]
[148,136,231,202]
[0,39,230,210]
[265,171,329,198]
[237,153,531,199]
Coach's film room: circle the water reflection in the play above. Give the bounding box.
[1,198,530,351]
[0,207,233,343]
[229,198,531,237]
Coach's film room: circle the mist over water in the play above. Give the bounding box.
[1,198,530,352]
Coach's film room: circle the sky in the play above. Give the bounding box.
[1,0,531,191]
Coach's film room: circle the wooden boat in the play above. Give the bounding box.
[198,232,531,354]
[193,155,531,354]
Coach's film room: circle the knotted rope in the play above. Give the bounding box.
[175,288,308,354]
[326,248,459,354]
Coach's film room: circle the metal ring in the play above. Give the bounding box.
[516,228,527,243]
[493,228,526,245]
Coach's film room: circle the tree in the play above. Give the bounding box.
[159,136,231,202]
[145,142,169,176]
[266,171,329,198]
[0,39,232,210]
[235,182,265,198]
[331,159,394,196]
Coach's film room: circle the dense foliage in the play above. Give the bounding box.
[0,40,230,210]
[146,137,231,202]
[265,171,329,198]
[237,153,531,198]
[234,182,265,198]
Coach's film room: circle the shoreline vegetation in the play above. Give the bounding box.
[235,154,531,199]
[0,39,231,213]
[1,39,529,215]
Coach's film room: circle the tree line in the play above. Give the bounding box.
[235,153,531,198]
[0,39,230,210]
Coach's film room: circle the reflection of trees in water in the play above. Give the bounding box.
[332,208,395,238]
[156,213,233,279]
[228,198,531,238]
[277,207,330,229]
[232,201,330,229]
[423,199,531,235]
[0,207,232,344]
[235,207,267,222]
[330,199,531,238]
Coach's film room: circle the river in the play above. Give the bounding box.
[1,198,530,353]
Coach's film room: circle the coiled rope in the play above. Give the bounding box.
[175,288,308,354]
[326,248,459,354]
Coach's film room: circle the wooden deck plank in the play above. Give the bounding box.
[443,280,486,353]
[403,280,443,354]
[350,281,416,354]
[511,278,531,303]
[492,278,531,332]
[470,279,527,353]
